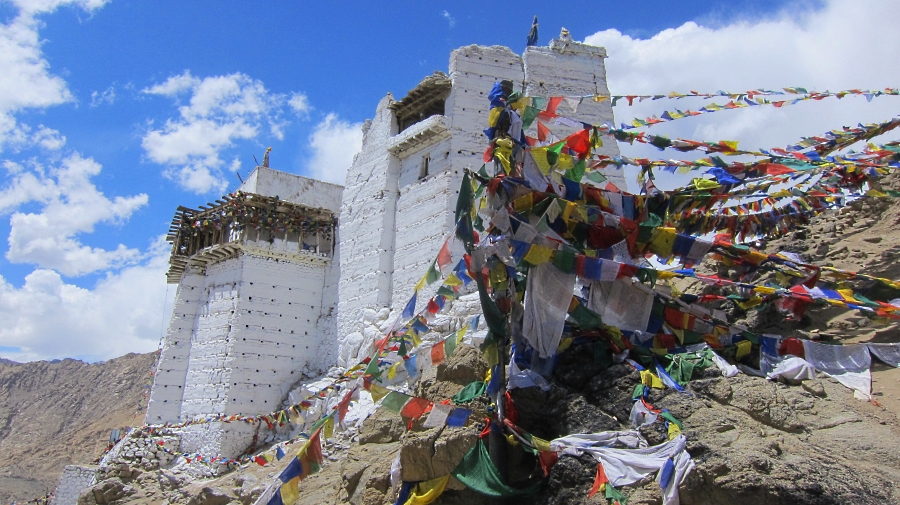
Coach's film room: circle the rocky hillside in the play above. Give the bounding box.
[0,352,156,503]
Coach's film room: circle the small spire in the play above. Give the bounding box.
[262,147,272,168]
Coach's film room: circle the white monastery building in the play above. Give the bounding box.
[145,37,620,459]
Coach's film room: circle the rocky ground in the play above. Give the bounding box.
[22,177,900,504]
[0,352,156,503]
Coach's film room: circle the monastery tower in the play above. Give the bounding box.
[146,169,342,458]
[146,36,618,460]
[336,38,622,363]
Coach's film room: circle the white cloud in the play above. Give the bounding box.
[0,0,108,151]
[288,92,311,117]
[441,10,455,28]
[142,70,199,97]
[0,153,148,276]
[0,236,172,362]
[141,71,290,194]
[89,86,116,107]
[31,125,65,150]
[305,113,363,185]
[584,0,900,188]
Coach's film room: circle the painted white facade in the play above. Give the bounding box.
[146,169,341,458]
[145,39,617,460]
[337,40,620,363]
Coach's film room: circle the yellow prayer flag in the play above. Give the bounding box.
[691,178,721,190]
[530,148,552,174]
[414,276,427,293]
[483,344,499,368]
[369,383,390,403]
[487,107,503,127]
[735,340,752,359]
[512,194,533,213]
[556,153,575,171]
[640,370,664,389]
[444,274,463,287]
[524,244,553,265]
[837,289,861,304]
[405,475,450,505]
[735,296,763,310]
[531,435,552,453]
[667,422,682,441]
[323,416,335,440]
[456,326,467,344]
[279,477,300,505]
[753,286,777,295]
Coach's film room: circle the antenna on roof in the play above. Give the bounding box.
[236,171,244,184]
[253,155,260,167]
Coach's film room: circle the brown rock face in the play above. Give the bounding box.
[0,352,156,503]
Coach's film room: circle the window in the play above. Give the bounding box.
[419,154,430,180]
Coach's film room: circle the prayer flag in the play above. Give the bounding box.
[437,239,452,271]
[279,457,302,482]
[431,340,446,366]
[381,391,410,413]
[279,478,299,505]
[423,403,453,428]
[369,382,390,403]
[400,397,431,420]
[446,408,471,427]
[404,355,419,379]
[402,294,417,319]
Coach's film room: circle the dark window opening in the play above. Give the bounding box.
[419,154,430,180]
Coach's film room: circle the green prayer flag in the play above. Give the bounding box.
[444,334,457,357]
[659,411,683,430]
[568,301,605,330]
[546,141,564,167]
[381,391,410,413]
[585,171,607,184]
[521,106,538,130]
[451,439,542,497]
[565,158,586,182]
[455,171,474,225]
[606,483,627,504]
[632,383,645,400]
[552,249,576,274]
[425,262,441,285]
[452,381,486,404]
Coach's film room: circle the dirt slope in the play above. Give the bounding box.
[0,352,156,503]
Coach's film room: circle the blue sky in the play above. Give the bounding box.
[0,0,897,362]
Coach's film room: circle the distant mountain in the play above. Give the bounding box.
[0,351,157,503]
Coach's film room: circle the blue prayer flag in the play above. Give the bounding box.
[446,408,471,427]
[279,457,302,483]
[402,293,417,319]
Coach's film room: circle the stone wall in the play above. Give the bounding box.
[50,465,96,505]
[336,96,400,363]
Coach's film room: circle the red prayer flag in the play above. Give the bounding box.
[399,397,432,420]
[430,341,446,366]
[336,388,354,424]
[537,121,550,142]
[545,96,563,115]
[538,450,559,477]
[437,239,452,271]
[588,462,609,497]
[566,129,591,158]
